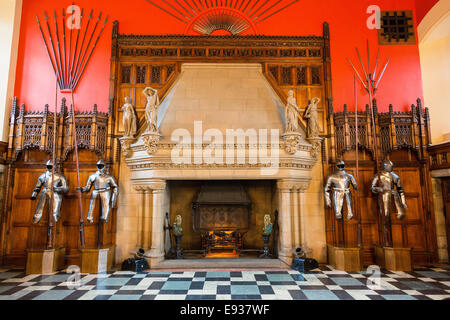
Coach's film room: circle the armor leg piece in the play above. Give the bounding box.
[393,191,406,219]
[334,191,345,219]
[53,193,63,222]
[33,192,49,224]
[87,191,99,223]
[382,192,391,217]
[99,192,112,222]
[345,192,353,220]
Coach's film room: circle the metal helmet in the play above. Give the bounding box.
[383,160,394,172]
[46,160,53,170]
[96,160,106,171]
[336,160,346,171]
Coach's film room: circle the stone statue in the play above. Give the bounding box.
[173,215,183,236]
[371,160,407,220]
[285,90,301,133]
[121,97,137,137]
[324,160,358,220]
[143,87,160,133]
[31,160,68,224]
[303,97,321,138]
[263,214,273,236]
[80,160,119,223]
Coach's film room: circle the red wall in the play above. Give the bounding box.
[415,0,439,24]
[15,0,432,112]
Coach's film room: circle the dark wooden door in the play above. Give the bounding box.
[443,179,450,259]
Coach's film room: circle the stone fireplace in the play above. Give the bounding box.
[116,63,327,268]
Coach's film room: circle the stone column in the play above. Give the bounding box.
[292,187,300,249]
[298,185,309,248]
[145,180,167,266]
[277,180,294,264]
[134,187,145,249]
[143,189,152,250]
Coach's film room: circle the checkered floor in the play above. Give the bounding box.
[0,265,450,300]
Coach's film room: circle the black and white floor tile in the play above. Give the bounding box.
[0,265,449,300]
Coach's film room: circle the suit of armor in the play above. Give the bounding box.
[371,160,407,220]
[324,161,358,220]
[81,160,118,223]
[31,161,68,224]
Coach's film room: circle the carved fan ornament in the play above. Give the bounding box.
[144,0,300,35]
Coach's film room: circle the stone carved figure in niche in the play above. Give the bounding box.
[303,97,321,138]
[143,87,160,133]
[371,160,407,220]
[173,215,183,236]
[285,90,301,133]
[31,160,68,224]
[121,97,137,137]
[81,160,119,223]
[263,214,273,236]
[324,160,358,220]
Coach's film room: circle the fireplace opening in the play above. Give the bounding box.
[193,182,251,258]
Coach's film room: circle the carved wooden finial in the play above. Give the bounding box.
[60,97,67,116]
[93,104,98,115]
[372,99,378,114]
[10,97,18,122]
[112,20,119,39]
[44,104,49,116]
[343,104,348,115]
[389,104,393,114]
[19,104,25,118]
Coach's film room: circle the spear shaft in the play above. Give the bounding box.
[53,11,65,89]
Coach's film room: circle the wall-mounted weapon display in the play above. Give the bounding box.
[35,4,109,249]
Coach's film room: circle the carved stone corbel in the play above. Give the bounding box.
[308,137,323,160]
[119,136,135,158]
[141,131,161,155]
[281,132,302,155]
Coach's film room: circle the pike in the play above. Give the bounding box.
[347,58,369,92]
[160,0,190,21]
[144,0,189,24]
[69,8,83,87]
[255,0,299,24]
[173,0,194,17]
[71,11,103,89]
[44,11,64,89]
[356,48,369,84]
[67,4,74,89]
[36,15,61,89]
[62,9,68,88]
[255,0,284,20]
[71,9,93,90]
[71,94,86,248]
[249,0,270,18]
[354,76,362,247]
[373,58,390,95]
[73,16,109,90]
[53,11,65,88]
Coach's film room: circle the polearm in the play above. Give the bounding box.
[70,10,94,90]
[62,9,68,89]
[70,93,86,248]
[69,8,83,85]
[36,15,62,89]
[355,76,362,248]
[72,16,109,90]
[44,11,64,89]
[70,11,102,89]
[53,11,66,89]
[48,80,59,250]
